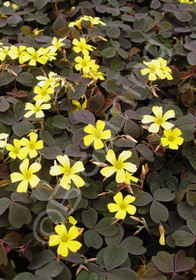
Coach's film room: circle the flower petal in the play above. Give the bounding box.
[113,192,123,204]
[115,210,126,219]
[118,150,132,163]
[123,162,137,173]
[50,165,64,176]
[71,161,85,174]
[116,169,126,183]
[162,110,175,121]
[108,203,119,213]
[100,166,116,178]
[11,172,23,183]
[49,234,60,246]
[142,115,156,124]
[19,159,29,174]
[94,139,104,149]
[66,240,82,252]
[67,226,81,240]
[96,120,105,132]
[124,195,136,205]
[126,204,137,215]
[106,150,116,165]
[57,243,69,257]
[83,135,94,146]
[71,174,85,188]
[152,106,162,119]
[17,180,28,193]
[29,175,40,188]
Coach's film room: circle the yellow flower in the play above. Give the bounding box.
[141,58,173,81]
[108,192,136,219]
[3,1,10,7]
[0,46,10,61]
[32,28,44,36]
[72,96,87,111]
[8,46,27,64]
[124,171,139,184]
[159,223,165,246]
[82,15,106,27]
[0,133,9,148]
[68,19,83,30]
[50,155,85,190]
[178,0,193,3]
[83,120,111,149]
[83,64,105,81]
[6,139,25,160]
[40,46,57,62]
[142,106,175,133]
[100,150,137,183]
[24,100,51,119]
[21,47,48,66]
[72,38,95,55]
[75,54,96,74]
[50,36,66,51]
[10,158,41,192]
[49,224,82,257]
[68,216,77,225]
[141,59,161,81]
[161,128,184,150]
[33,84,54,102]
[20,132,44,159]
[157,58,173,80]
[12,4,18,9]
[36,71,60,88]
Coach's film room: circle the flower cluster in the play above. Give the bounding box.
[68,15,105,30]
[142,106,184,150]
[141,58,173,81]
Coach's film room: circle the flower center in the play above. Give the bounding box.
[35,105,41,112]
[23,170,32,181]
[13,148,19,154]
[168,135,174,142]
[120,202,127,211]
[61,234,68,243]
[28,143,35,150]
[149,64,157,73]
[155,118,164,125]
[115,162,123,170]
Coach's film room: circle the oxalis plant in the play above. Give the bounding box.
[0,0,195,279]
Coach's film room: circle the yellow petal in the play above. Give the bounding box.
[71,174,85,188]
[106,150,116,165]
[162,110,175,121]
[148,123,160,133]
[71,161,85,174]
[126,204,137,215]
[124,195,136,205]
[57,155,70,170]
[10,172,23,182]
[115,210,126,219]
[116,169,126,183]
[123,162,137,173]
[29,175,40,188]
[20,159,29,174]
[100,166,116,178]
[100,130,111,139]
[161,122,174,130]
[66,240,82,252]
[152,106,162,119]
[96,120,105,132]
[67,226,80,240]
[29,162,41,173]
[142,115,156,124]
[94,139,104,149]
[50,165,64,176]
[84,124,96,134]
[57,243,69,257]
[83,135,94,146]
[118,150,132,163]
[108,203,119,213]
[29,132,38,143]
[113,192,123,204]
[55,224,67,235]
[49,234,60,246]
[17,180,28,193]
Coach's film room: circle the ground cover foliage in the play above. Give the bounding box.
[0,0,195,279]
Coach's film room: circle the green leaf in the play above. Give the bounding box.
[47,200,68,224]
[87,95,105,113]
[150,201,169,223]
[95,217,118,237]
[34,0,50,9]
[32,186,52,201]
[186,184,196,206]
[152,251,173,273]
[68,84,87,100]
[103,244,128,271]
[52,115,70,129]
[121,236,146,255]
[0,243,8,266]
[0,97,9,112]
[190,155,196,171]
[39,146,63,159]
[177,201,196,220]
[7,14,22,27]
[82,208,98,228]
[102,47,116,58]
[9,203,32,228]
[136,144,154,162]
[84,230,103,249]
[124,119,140,138]
[0,72,14,86]
[69,109,95,124]
[107,268,138,280]
[0,110,15,125]
[175,11,192,22]
[36,260,64,278]
[40,130,55,146]
[0,197,10,215]
[82,182,99,199]
[172,230,195,247]
[13,272,34,280]
[130,31,146,43]
[28,250,56,270]
[134,192,153,206]
[187,51,196,66]
[175,250,195,273]
[153,189,175,202]
[16,72,34,87]
[14,101,25,121]
[187,219,196,236]
[105,223,124,246]
[77,271,99,280]
[106,26,120,38]
[12,120,34,137]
